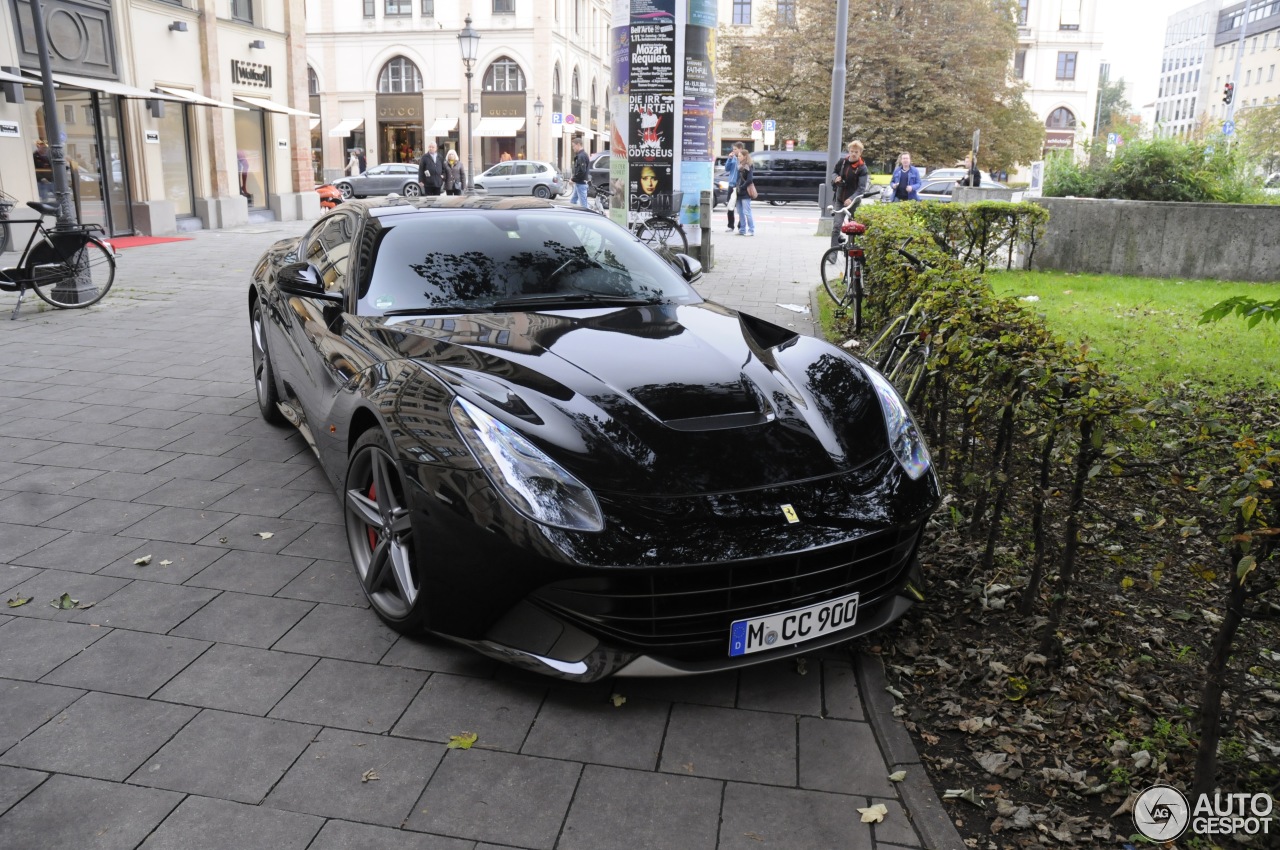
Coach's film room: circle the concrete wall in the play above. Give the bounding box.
[1026,197,1280,283]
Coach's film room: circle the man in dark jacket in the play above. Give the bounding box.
[956,154,982,188]
[831,140,869,248]
[570,138,590,208]
[418,143,445,195]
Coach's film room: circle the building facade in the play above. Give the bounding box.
[305,0,612,183]
[1013,0,1103,154]
[1155,0,1220,138]
[1,0,319,236]
[1203,0,1280,126]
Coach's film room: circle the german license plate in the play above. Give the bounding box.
[728,592,860,657]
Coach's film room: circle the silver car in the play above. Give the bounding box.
[333,163,422,200]
[473,160,565,198]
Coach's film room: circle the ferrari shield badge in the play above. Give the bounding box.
[781,504,800,524]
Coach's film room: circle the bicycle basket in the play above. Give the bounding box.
[641,190,683,216]
[841,220,866,235]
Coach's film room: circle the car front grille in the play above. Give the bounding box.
[530,522,922,658]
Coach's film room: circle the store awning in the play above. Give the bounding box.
[310,118,320,130]
[0,68,44,86]
[426,116,458,137]
[327,117,364,137]
[155,85,247,110]
[472,117,526,137]
[233,94,319,118]
[39,71,186,100]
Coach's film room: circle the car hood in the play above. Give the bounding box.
[374,302,890,495]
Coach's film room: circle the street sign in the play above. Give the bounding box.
[1107,132,1118,145]
[551,112,562,124]
[565,113,577,125]
[764,119,776,132]
[785,139,795,151]
[972,129,980,154]
[1223,119,1235,137]
[750,119,763,131]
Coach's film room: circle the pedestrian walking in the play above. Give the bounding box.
[723,142,741,232]
[444,150,466,196]
[956,154,981,188]
[735,149,755,236]
[418,143,445,195]
[888,152,921,202]
[357,149,367,173]
[346,148,361,176]
[831,139,869,247]
[570,138,590,209]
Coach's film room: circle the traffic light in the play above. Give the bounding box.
[1223,82,1235,104]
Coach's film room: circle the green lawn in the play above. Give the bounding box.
[988,270,1280,395]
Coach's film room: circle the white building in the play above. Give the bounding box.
[1203,0,1280,125]
[304,1,613,183]
[1013,0,1104,153]
[1156,0,1221,138]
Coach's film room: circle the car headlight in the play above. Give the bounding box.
[717,180,729,190]
[451,397,604,532]
[861,365,932,480]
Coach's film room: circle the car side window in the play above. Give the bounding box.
[304,214,355,294]
[366,165,387,176]
[514,163,534,175]
[489,164,513,176]
[799,159,825,173]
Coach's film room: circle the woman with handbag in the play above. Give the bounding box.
[444,150,465,196]
[735,150,756,236]
[723,146,739,232]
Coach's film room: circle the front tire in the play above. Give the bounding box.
[402,182,422,197]
[344,428,427,633]
[820,247,852,308]
[250,298,287,425]
[30,235,116,309]
[533,184,551,199]
[335,182,353,200]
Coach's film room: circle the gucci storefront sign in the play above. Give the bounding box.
[377,95,422,121]
[231,60,272,88]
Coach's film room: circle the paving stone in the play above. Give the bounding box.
[138,794,323,850]
[0,523,63,563]
[90,373,159,391]
[67,580,218,633]
[40,498,162,534]
[0,437,53,462]
[0,679,85,751]
[719,782,874,850]
[0,465,106,494]
[4,400,85,420]
[280,491,343,524]
[221,436,311,462]
[180,396,258,415]
[84,448,184,474]
[204,484,309,518]
[521,691,668,770]
[171,412,258,434]
[266,728,443,826]
[152,643,316,716]
[0,765,47,816]
[737,656,824,715]
[797,716,895,796]
[277,522,349,561]
[614,670,740,708]
[823,658,865,721]
[18,443,120,469]
[158,432,247,456]
[270,658,427,734]
[1,418,71,439]
[272,603,397,663]
[0,774,182,850]
[659,704,796,786]
[194,514,313,553]
[170,591,313,648]
[0,491,87,526]
[97,427,191,451]
[306,819,474,850]
[279,465,335,492]
[558,765,721,850]
[276,559,369,608]
[0,691,196,781]
[0,461,30,484]
[0,618,108,680]
[866,798,919,847]
[129,710,318,804]
[40,629,211,697]
[393,673,545,753]
[13,532,148,573]
[380,635,499,678]
[59,404,146,424]
[0,569,130,621]
[187,549,314,596]
[65,470,177,501]
[120,506,237,544]
[407,749,580,849]
[133,477,241,509]
[216,459,310,488]
[42,421,134,446]
[0,565,42,596]
[150,453,244,481]
[97,541,226,584]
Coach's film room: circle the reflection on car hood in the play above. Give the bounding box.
[373,302,889,495]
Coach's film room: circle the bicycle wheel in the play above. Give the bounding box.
[850,257,865,331]
[635,217,688,254]
[29,234,116,309]
[820,247,852,308]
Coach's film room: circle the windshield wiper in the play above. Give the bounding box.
[489,292,663,310]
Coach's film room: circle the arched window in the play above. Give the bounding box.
[1046,107,1076,129]
[591,79,598,108]
[377,57,422,93]
[723,96,753,122]
[571,67,581,101]
[553,64,562,97]
[483,57,525,92]
[308,67,319,96]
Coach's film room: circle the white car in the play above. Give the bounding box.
[1265,173,1280,196]
[472,160,566,198]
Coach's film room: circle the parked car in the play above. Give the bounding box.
[315,183,343,211]
[472,159,566,198]
[713,150,830,206]
[333,163,422,200]
[1264,173,1280,196]
[917,177,1008,203]
[247,196,939,681]
[588,151,611,196]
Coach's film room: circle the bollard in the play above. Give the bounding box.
[699,190,714,270]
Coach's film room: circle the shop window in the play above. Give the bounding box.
[733,0,751,25]
[378,57,423,93]
[308,67,319,96]
[231,0,253,25]
[1056,51,1077,80]
[484,57,526,92]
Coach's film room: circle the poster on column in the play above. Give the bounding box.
[688,0,716,27]
[628,92,676,221]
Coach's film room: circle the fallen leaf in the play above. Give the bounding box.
[885,685,905,700]
[888,770,907,782]
[361,769,379,782]
[133,555,152,566]
[610,693,626,707]
[446,732,478,750]
[943,788,986,808]
[255,532,274,539]
[74,601,95,610]
[50,593,78,610]
[218,537,228,544]
[858,803,889,823]
[6,595,32,608]
[159,559,173,566]
[742,832,765,842]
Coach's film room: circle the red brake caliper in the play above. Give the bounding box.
[366,482,378,550]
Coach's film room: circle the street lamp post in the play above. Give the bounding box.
[534,96,544,161]
[457,15,480,195]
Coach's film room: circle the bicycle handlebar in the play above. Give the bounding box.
[895,238,927,273]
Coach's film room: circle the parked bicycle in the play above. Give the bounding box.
[0,198,116,320]
[864,239,933,405]
[820,199,871,331]
[592,183,690,258]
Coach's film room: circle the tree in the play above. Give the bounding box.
[1236,103,1280,173]
[717,0,1043,171]
[1095,76,1131,136]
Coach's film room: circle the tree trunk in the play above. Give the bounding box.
[1040,417,1095,656]
[1020,422,1060,615]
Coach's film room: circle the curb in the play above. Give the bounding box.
[855,648,967,850]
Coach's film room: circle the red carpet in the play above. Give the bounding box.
[107,236,193,249]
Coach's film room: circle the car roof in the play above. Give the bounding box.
[347,195,569,220]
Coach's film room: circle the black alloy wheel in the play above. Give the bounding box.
[250,299,286,424]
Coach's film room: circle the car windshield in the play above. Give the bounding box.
[358,209,703,316]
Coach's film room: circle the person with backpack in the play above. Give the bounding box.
[831,139,869,247]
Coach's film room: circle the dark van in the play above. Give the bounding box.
[714,150,829,206]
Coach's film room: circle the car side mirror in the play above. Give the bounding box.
[277,261,343,303]
[671,253,702,283]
